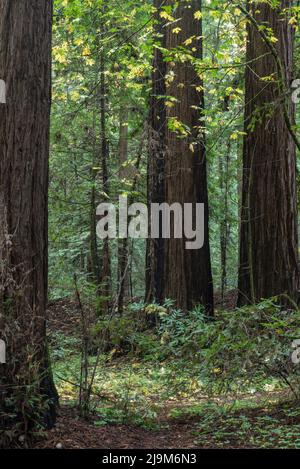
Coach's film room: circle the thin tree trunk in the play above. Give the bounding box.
[219,140,231,303]
[238,1,299,305]
[99,49,111,307]
[118,107,131,313]
[89,111,101,284]
[0,0,57,431]
[164,0,214,314]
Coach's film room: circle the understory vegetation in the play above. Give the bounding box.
[45,296,300,448]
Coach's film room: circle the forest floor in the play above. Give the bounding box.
[35,398,300,449]
[34,297,300,449]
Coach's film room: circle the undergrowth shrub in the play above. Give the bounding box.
[196,299,300,397]
[90,298,300,398]
[90,302,163,357]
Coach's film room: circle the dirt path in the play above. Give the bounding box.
[35,407,199,449]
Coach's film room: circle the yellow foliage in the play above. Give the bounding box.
[160,11,174,22]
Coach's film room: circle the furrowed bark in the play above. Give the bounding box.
[0,0,57,431]
[238,1,299,305]
[145,0,167,304]
[164,0,214,314]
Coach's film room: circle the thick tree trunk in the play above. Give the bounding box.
[0,0,57,432]
[238,1,299,305]
[164,0,214,314]
[145,0,166,304]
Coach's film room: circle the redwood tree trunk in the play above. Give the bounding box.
[0,0,57,431]
[145,0,166,304]
[164,0,214,314]
[238,1,299,305]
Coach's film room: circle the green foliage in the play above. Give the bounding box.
[174,401,300,449]
[49,297,300,443]
[49,331,81,361]
[54,297,300,402]
[49,0,151,299]
[82,298,300,400]
[196,299,300,396]
[158,305,209,358]
[91,302,162,358]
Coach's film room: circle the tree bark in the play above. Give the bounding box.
[0,0,57,431]
[238,1,299,305]
[164,0,214,314]
[145,0,167,304]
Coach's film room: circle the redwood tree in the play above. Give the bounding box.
[0,0,57,432]
[145,0,167,304]
[238,1,299,305]
[164,0,214,313]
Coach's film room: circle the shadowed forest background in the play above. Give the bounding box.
[1,0,300,450]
